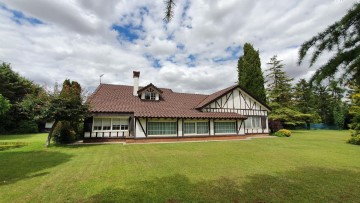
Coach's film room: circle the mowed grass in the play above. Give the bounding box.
[0,130,360,203]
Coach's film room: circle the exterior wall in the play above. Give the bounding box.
[202,87,270,134]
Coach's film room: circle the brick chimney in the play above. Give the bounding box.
[133,71,140,96]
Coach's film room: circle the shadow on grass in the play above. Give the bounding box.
[0,151,72,186]
[0,142,27,151]
[85,167,360,202]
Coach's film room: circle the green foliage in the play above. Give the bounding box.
[0,94,11,115]
[44,79,88,146]
[266,55,293,107]
[298,3,360,86]
[348,84,360,137]
[347,135,360,145]
[52,121,77,144]
[238,43,267,103]
[274,129,292,137]
[0,62,37,103]
[0,63,45,134]
[15,120,38,134]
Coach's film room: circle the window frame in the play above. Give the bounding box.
[147,121,177,135]
[183,121,209,135]
[92,117,129,132]
[214,121,236,134]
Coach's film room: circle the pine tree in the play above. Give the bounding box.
[237,43,266,103]
[298,3,360,86]
[266,56,315,129]
[266,55,293,107]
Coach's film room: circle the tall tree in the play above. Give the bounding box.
[266,55,293,107]
[0,62,42,133]
[44,79,88,147]
[266,56,315,129]
[348,83,360,137]
[298,3,360,86]
[237,43,267,103]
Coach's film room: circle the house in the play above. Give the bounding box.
[83,71,270,139]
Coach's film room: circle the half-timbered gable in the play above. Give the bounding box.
[196,85,271,134]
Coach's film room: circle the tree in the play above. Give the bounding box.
[0,94,11,115]
[164,0,176,23]
[44,79,88,147]
[293,79,320,129]
[348,83,360,137]
[237,43,267,103]
[0,62,42,133]
[266,56,316,129]
[266,55,293,107]
[298,3,360,86]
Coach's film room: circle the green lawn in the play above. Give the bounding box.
[0,130,359,202]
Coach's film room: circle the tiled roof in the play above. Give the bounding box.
[88,84,247,119]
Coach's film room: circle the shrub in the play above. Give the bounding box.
[14,120,38,134]
[274,129,292,137]
[52,121,77,144]
[347,135,360,145]
[269,120,283,133]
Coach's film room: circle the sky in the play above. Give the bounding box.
[0,0,357,94]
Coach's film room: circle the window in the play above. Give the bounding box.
[245,117,261,129]
[245,118,252,128]
[145,92,156,100]
[252,117,260,128]
[197,122,209,134]
[184,123,196,134]
[102,118,111,130]
[112,118,121,130]
[148,122,176,135]
[214,122,236,134]
[94,118,102,130]
[184,122,209,134]
[93,118,129,131]
[121,125,128,130]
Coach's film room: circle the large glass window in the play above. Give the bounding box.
[214,122,236,134]
[148,122,176,135]
[94,118,102,130]
[184,122,209,134]
[93,118,128,131]
[245,117,261,129]
[184,123,195,134]
[197,122,209,134]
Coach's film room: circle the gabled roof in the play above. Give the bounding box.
[195,84,271,110]
[88,84,247,119]
[137,83,163,94]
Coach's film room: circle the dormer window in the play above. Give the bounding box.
[145,92,156,100]
[137,83,163,101]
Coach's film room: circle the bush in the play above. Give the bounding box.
[14,120,38,134]
[274,129,292,137]
[347,135,360,145]
[269,120,283,133]
[52,121,77,144]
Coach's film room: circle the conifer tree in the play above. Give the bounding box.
[266,55,293,107]
[237,43,266,103]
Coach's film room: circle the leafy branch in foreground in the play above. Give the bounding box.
[298,3,360,85]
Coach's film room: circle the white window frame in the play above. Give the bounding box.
[145,92,156,100]
[184,121,209,135]
[92,117,129,132]
[147,121,177,135]
[214,121,236,134]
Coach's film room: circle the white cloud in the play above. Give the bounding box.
[0,0,358,95]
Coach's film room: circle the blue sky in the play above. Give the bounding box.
[0,0,357,94]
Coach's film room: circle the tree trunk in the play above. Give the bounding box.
[46,120,58,147]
